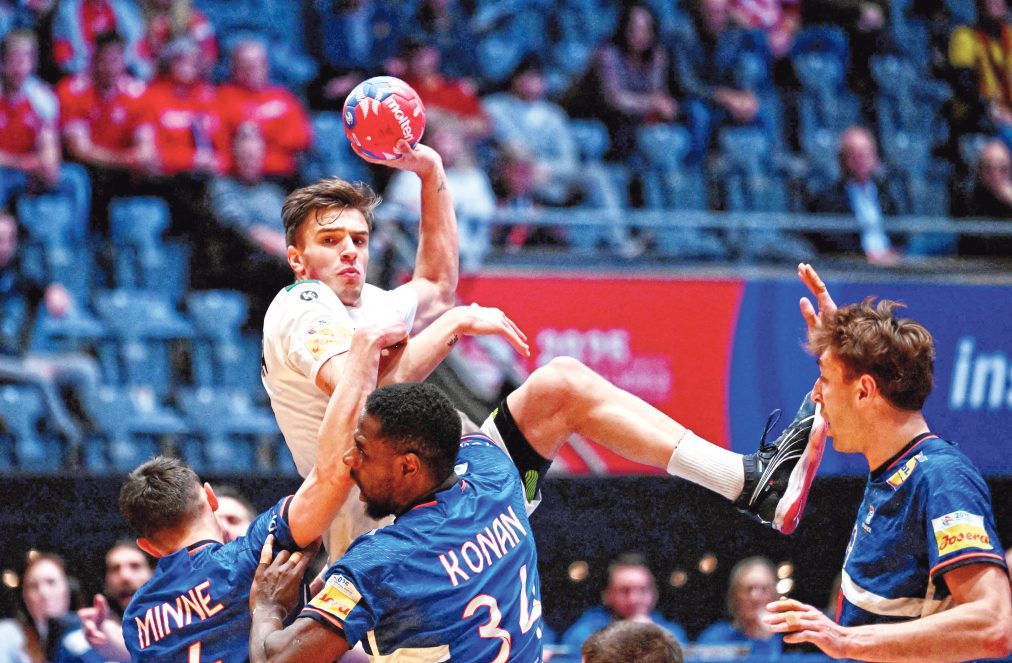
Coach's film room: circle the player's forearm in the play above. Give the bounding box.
[841,602,1012,662]
[249,607,290,663]
[379,307,464,386]
[413,159,459,313]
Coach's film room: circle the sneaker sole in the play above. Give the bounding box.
[773,403,828,535]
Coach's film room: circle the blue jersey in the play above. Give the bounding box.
[300,433,545,662]
[838,434,1007,627]
[123,497,298,662]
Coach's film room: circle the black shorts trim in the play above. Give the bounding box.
[493,398,552,503]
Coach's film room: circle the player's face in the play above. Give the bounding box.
[603,566,655,619]
[104,546,152,609]
[291,207,370,307]
[344,413,403,519]
[22,559,70,622]
[216,497,254,542]
[731,564,776,625]
[813,350,861,453]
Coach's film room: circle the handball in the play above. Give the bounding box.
[342,76,426,160]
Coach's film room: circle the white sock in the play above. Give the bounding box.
[666,430,745,501]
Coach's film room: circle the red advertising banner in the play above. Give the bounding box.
[459,274,745,475]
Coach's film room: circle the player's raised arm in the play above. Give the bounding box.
[798,262,837,335]
[377,303,529,386]
[355,138,459,327]
[286,321,407,548]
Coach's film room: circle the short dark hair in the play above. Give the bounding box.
[365,383,461,481]
[118,456,202,540]
[583,621,683,663]
[806,298,935,411]
[281,177,381,247]
[608,552,653,584]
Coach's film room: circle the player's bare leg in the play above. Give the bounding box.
[504,357,826,533]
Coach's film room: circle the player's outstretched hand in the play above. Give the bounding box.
[798,263,838,335]
[764,598,849,659]
[351,138,443,178]
[78,594,131,661]
[250,535,312,619]
[454,304,530,357]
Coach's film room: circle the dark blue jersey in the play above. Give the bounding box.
[838,434,1006,627]
[300,433,545,662]
[123,497,298,662]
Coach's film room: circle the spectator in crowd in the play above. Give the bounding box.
[137,0,217,78]
[571,2,678,161]
[399,39,491,143]
[582,621,683,663]
[213,485,257,542]
[143,36,223,178]
[956,138,1012,256]
[384,118,495,273]
[56,30,157,233]
[0,212,101,452]
[809,126,901,265]
[949,0,1012,157]
[802,0,893,99]
[0,29,91,236]
[492,143,567,251]
[9,0,61,84]
[0,552,100,663]
[207,125,290,324]
[730,0,800,60]
[484,56,581,206]
[697,556,783,658]
[675,0,770,164]
[51,0,147,78]
[76,540,153,662]
[412,0,476,77]
[561,553,686,655]
[217,39,312,183]
[305,0,405,110]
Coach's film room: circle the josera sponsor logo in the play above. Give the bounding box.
[931,511,991,555]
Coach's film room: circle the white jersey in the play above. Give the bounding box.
[261,279,419,556]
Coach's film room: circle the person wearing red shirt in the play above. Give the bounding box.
[56,30,157,232]
[399,40,490,143]
[217,39,311,181]
[52,0,148,78]
[138,0,218,79]
[0,30,90,239]
[143,36,224,176]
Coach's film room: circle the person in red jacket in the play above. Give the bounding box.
[217,39,311,182]
[56,30,157,232]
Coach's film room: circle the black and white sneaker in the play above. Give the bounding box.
[735,393,827,534]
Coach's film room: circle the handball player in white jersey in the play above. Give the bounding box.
[262,140,529,558]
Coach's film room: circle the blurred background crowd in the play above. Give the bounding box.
[1,1,1012,661]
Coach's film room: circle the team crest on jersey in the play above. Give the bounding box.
[861,504,875,533]
[309,574,361,622]
[304,325,353,359]
[886,452,925,489]
[931,510,991,555]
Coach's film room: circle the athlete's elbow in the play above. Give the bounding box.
[980,616,1012,658]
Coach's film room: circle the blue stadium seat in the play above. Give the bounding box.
[568,119,610,163]
[177,387,280,472]
[186,290,262,391]
[108,197,183,297]
[303,112,372,186]
[0,385,63,472]
[16,194,90,299]
[82,385,188,471]
[94,289,194,395]
[29,306,105,354]
[636,124,692,173]
[790,25,849,65]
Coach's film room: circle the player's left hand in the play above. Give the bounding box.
[798,263,838,335]
[351,138,443,178]
[250,535,313,619]
[764,598,850,659]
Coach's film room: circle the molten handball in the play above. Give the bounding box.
[342,76,426,160]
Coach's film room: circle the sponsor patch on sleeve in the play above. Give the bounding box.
[308,574,362,622]
[303,324,353,360]
[887,452,924,488]
[931,510,992,555]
